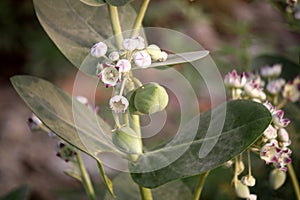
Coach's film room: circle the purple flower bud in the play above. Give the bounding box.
[133,51,152,68]
[90,42,107,57]
[260,64,282,78]
[116,59,131,73]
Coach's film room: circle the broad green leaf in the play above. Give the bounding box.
[106,0,133,6]
[0,185,30,200]
[250,55,300,80]
[130,100,272,188]
[80,0,106,7]
[10,75,118,196]
[33,0,137,68]
[104,173,192,200]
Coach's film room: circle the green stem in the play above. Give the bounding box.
[139,186,153,200]
[287,163,300,200]
[131,0,150,37]
[107,4,123,49]
[193,171,210,200]
[76,153,96,200]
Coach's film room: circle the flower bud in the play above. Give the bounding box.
[133,51,152,68]
[90,42,107,57]
[109,51,120,61]
[241,175,256,187]
[269,169,286,190]
[131,83,169,115]
[234,180,250,198]
[112,127,142,155]
[146,44,162,61]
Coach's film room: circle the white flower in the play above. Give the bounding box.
[116,59,131,73]
[133,51,152,68]
[90,42,107,57]
[241,175,256,187]
[260,64,282,78]
[109,51,120,61]
[267,78,285,95]
[98,66,120,87]
[109,95,129,113]
[246,194,257,200]
[282,76,300,102]
[244,81,266,101]
[263,125,277,140]
[272,110,290,128]
[122,38,138,51]
[224,70,247,88]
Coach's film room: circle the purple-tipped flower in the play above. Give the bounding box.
[98,66,120,87]
[267,78,285,95]
[133,51,152,68]
[109,95,129,113]
[244,81,266,101]
[260,64,282,78]
[272,110,290,128]
[260,142,280,164]
[116,59,131,73]
[90,42,107,57]
[263,101,276,114]
[224,70,247,89]
[282,76,300,102]
[27,114,43,131]
[274,148,292,171]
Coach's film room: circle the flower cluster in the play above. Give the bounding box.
[90,36,168,113]
[224,63,296,199]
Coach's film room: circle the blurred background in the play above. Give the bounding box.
[0,0,299,199]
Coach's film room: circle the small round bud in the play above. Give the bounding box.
[109,51,120,61]
[146,44,162,61]
[133,83,169,115]
[122,38,138,51]
[133,51,152,68]
[161,51,168,61]
[241,175,256,187]
[269,169,287,190]
[90,42,107,57]
[133,36,145,50]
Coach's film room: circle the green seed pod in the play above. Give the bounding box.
[133,82,169,115]
[112,126,142,155]
[269,169,287,190]
[234,180,250,198]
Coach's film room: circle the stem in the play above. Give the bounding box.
[131,0,150,37]
[247,150,252,176]
[107,4,123,49]
[193,171,210,200]
[139,186,153,200]
[76,153,96,200]
[287,163,300,200]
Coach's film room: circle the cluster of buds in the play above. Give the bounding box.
[224,63,296,199]
[90,36,168,113]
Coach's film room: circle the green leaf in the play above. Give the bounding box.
[106,0,133,6]
[10,75,118,196]
[250,55,300,80]
[0,185,30,200]
[80,0,106,7]
[33,0,137,68]
[104,173,192,200]
[130,100,272,188]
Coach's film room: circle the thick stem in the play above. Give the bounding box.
[287,163,300,200]
[139,186,153,200]
[107,4,123,49]
[131,0,150,37]
[76,153,96,200]
[193,171,210,200]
